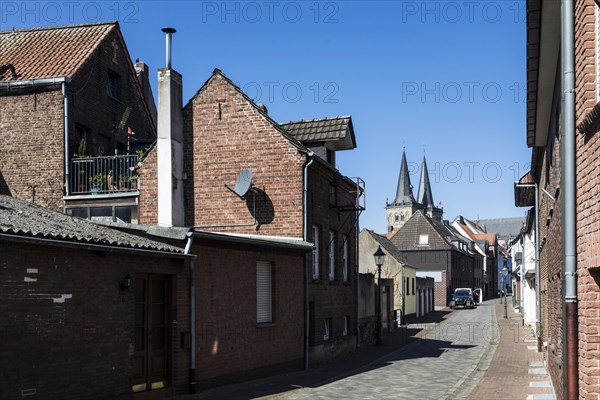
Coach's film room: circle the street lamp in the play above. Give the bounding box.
[502,266,508,319]
[373,246,386,346]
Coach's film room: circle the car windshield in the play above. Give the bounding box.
[455,290,470,296]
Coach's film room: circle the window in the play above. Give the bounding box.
[406,277,409,294]
[342,235,349,282]
[256,261,273,324]
[328,231,336,281]
[419,234,429,246]
[343,316,349,336]
[395,215,399,222]
[412,277,415,295]
[107,70,121,100]
[324,318,332,341]
[312,225,320,279]
[400,214,405,222]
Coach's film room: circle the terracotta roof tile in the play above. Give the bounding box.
[0,22,115,82]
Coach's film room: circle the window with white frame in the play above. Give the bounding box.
[324,318,332,340]
[328,231,336,281]
[342,235,349,282]
[312,225,320,279]
[256,261,273,324]
[419,234,429,246]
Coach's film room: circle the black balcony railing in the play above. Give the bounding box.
[69,155,139,195]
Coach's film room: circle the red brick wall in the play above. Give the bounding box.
[0,89,64,211]
[0,26,155,213]
[575,1,600,397]
[193,240,304,387]
[434,271,447,308]
[182,72,305,236]
[138,147,158,225]
[0,239,189,399]
[305,161,357,357]
[536,75,564,397]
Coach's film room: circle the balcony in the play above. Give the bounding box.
[69,155,139,196]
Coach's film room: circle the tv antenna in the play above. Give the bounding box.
[225,168,254,199]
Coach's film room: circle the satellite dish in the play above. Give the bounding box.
[224,168,253,199]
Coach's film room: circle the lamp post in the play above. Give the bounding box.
[502,266,508,319]
[373,246,386,346]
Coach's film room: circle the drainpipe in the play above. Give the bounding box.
[354,208,360,348]
[62,82,70,195]
[184,233,197,394]
[561,0,577,398]
[534,185,542,353]
[302,151,315,370]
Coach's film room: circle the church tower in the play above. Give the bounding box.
[417,155,443,221]
[386,149,420,231]
[386,151,443,232]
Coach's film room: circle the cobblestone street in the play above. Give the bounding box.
[183,298,555,400]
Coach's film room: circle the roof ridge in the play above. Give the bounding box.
[280,115,351,125]
[0,21,117,35]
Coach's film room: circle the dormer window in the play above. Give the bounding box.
[326,148,335,166]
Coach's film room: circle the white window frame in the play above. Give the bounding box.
[256,261,273,324]
[312,225,320,279]
[343,235,349,282]
[419,234,429,246]
[343,316,349,336]
[328,231,336,281]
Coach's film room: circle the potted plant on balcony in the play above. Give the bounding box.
[128,174,139,190]
[89,173,105,194]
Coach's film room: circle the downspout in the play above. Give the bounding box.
[561,0,578,398]
[354,207,360,348]
[184,233,197,394]
[62,82,70,195]
[534,185,542,353]
[302,151,315,370]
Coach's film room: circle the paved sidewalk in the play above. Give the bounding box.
[467,300,556,400]
[174,311,453,400]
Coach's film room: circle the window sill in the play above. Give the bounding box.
[256,322,277,328]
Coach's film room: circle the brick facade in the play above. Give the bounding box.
[192,239,305,388]
[0,23,155,213]
[575,1,600,398]
[0,240,189,400]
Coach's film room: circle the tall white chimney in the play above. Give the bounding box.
[157,27,184,227]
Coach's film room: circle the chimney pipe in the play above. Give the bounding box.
[162,27,176,69]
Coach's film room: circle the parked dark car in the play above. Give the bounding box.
[450,288,474,309]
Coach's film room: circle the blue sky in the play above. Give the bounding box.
[2,1,529,233]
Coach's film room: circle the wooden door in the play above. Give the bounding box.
[132,274,170,392]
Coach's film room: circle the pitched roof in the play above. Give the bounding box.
[391,210,451,251]
[0,22,115,82]
[393,150,415,204]
[280,116,356,151]
[0,195,183,253]
[186,69,308,153]
[417,155,434,207]
[475,217,526,240]
[362,229,417,269]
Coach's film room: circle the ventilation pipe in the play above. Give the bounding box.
[157,27,184,227]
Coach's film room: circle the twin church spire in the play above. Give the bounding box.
[387,149,442,232]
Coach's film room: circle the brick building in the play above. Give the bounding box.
[137,66,364,366]
[389,210,483,308]
[0,22,156,219]
[0,195,192,399]
[515,0,600,398]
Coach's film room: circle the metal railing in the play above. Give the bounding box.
[69,155,139,195]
